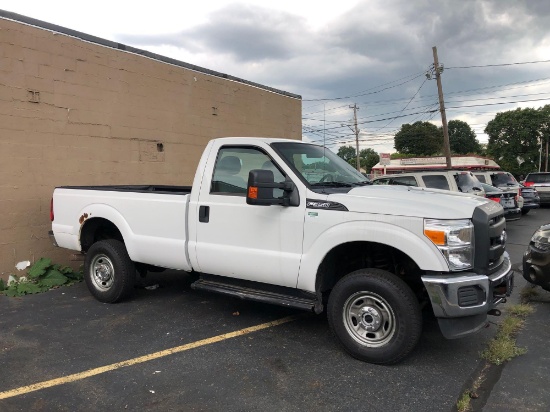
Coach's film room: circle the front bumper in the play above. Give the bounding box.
[421,252,513,338]
[523,247,550,290]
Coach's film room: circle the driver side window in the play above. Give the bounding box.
[211,147,285,196]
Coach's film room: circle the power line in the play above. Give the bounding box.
[303,72,425,102]
[446,59,550,69]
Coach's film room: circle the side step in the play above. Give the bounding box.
[191,279,319,312]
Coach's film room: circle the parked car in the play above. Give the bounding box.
[519,185,540,215]
[473,171,524,210]
[479,183,521,221]
[523,172,550,205]
[372,170,486,196]
[523,224,550,291]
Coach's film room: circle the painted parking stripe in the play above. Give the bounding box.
[0,315,299,400]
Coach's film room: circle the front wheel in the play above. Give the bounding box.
[521,209,530,215]
[327,269,422,364]
[84,239,135,303]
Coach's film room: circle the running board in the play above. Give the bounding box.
[191,279,319,312]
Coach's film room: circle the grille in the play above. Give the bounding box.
[472,203,506,275]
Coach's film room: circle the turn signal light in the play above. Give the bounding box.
[424,229,445,245]
[248,186,258,199]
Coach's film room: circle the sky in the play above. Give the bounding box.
[2,0,550,154]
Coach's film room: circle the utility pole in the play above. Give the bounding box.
[432,46,452,169]
[350,103,360,171]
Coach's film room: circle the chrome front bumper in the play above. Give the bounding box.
[422,252,514,318]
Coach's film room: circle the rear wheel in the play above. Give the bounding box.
[84,239,135,303]
[327,269,422,364]
[521,209,530,215]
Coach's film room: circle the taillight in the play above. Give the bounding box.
[50,198,54,222]
[524,181,534,187]
[487,197,501,203]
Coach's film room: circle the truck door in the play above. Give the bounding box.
[193,145,305,288]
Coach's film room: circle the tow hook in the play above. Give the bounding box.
[487,309,501,317]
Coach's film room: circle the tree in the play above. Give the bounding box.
[337,146,357,164]
[394,121,443,155]
[359,148,380,174]
[336,146,380,173]
[446,120,482,154]
[485,107,544,176]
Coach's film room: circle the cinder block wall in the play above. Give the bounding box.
[0,15,301,279]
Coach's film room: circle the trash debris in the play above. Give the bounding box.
[149,390,155,394]
[233,311,240,316]
[7,275,17,287]
[145,284,159,290]
[16,261,31,271]
[153,371,161,374]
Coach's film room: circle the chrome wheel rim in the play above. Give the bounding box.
[343,291,396,347]
[90,254,115,291]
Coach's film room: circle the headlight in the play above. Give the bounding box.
[424,219,474,270]
[531,224,550,251]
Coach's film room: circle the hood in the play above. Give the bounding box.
[328,185,493,219]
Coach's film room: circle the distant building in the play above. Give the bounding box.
[371,156,500,177]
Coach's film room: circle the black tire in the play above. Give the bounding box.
[521,209,530,215]
[327,269,422,365]
[84,239,135,303]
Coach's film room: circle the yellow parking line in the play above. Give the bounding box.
[0,315,299,400]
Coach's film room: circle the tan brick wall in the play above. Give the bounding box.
[0,18,302,279]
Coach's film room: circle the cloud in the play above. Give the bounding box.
[116,0,550,150]
[119,4,312,62]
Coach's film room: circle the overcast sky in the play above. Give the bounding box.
[3,0,550,153]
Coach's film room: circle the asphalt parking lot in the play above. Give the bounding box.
[1,208,549,411]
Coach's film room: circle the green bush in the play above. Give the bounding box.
[0,258,83,297]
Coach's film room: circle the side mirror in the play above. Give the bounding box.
[246,169,295,206]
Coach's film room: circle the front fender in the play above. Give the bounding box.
[296,219,448,291]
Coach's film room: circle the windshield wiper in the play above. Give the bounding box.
[351,180,372,186]
[311,181,353,187]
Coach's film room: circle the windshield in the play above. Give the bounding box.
[271,142,370,187]
[455,172,482,192]
[491,172,518,187]
[526,173,550,183]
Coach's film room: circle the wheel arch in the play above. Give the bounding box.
[314,241,426,300]
[77,204,135,257]
[297,220,448,293]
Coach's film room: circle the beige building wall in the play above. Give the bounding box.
[0,14,302,279]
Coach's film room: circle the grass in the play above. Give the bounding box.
[519,287,539,302]
[481,335,527,365]
[508,303,535,317]
[456,391,471,412]
[457,303,534,410]
[480,303,532,365]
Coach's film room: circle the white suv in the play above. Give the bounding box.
[373,170,485,196]
[473,171,524,209]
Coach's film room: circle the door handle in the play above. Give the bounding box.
[199,205,210,223]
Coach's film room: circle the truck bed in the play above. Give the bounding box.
[52,186,192,271]
[58,185,192,195]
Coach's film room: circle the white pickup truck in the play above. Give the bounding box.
[50,137,513,364]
